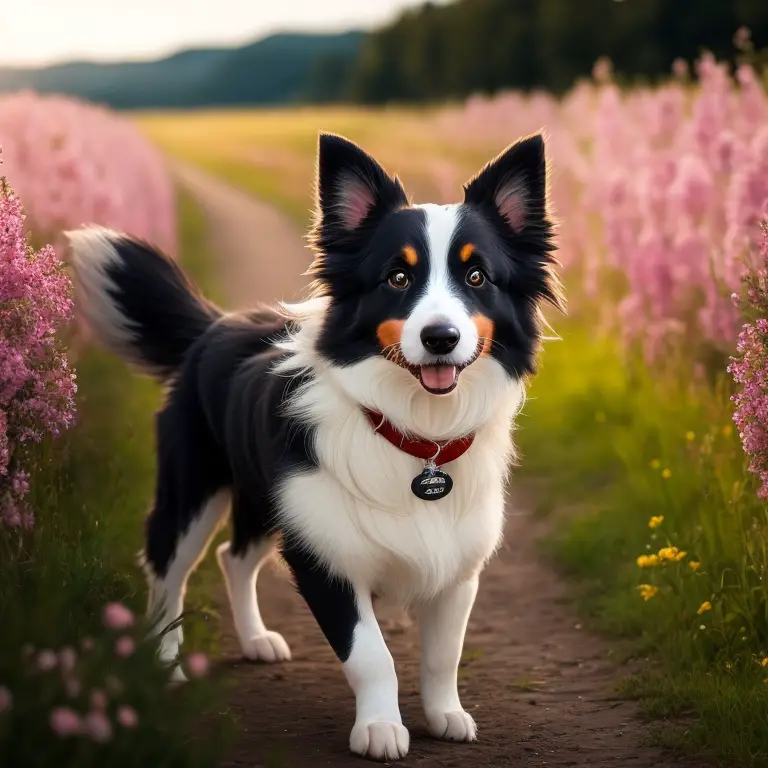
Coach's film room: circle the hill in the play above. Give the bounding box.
[0,31,364,109]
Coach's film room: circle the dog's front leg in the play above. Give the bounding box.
[283,544,409,761]
[418,575,479,742]
[344,591,409,759]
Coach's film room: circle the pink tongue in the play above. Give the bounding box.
[420,365,457,391]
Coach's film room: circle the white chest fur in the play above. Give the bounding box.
[276,379,519,604]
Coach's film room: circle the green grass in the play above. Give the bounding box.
[518,316,768,767]
[0,189,233,766]
[138,113,768,765]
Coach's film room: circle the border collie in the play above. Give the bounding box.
[66,132,563,761]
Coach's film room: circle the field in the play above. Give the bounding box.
[2,54,768,767]
[138,90,768,767]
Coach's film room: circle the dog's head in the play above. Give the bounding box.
[304,133,564,438]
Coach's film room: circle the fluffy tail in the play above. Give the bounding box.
[66,226,222,379]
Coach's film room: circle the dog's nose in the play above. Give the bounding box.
[420,324,460,355]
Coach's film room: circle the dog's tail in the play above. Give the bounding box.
[66,226,222,380]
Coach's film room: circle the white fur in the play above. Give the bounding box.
[345,593,409,760]
[271,280,524,758]
[216,539,291,662]
[147,491,229,677]
[65,226,162,374]
[418,576,479,741]
[400,204,480,367]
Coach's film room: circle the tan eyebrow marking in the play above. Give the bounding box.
[402,245,418,266]
[460,243,476,262]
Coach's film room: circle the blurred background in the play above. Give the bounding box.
[2,0,768,105]
[3,3,768,768]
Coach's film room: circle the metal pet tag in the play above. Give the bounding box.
[411,461,453,501]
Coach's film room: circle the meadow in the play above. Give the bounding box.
[1,50,767,767]
[139,54,768,766]
[0,95,231,765]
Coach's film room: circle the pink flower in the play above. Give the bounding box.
[89,689,107,711]
[186,652,209,678]
[0,169,76,526]
[59,646,77,674]
[103,602,134,630]
[116,706,139,728]
[0,686,12,714]
[36,649,57,671]
[65,677,82,699]
[80,637,94,652]
[115,635,135,658]
[84,710,113,743]
[50,707,82,737]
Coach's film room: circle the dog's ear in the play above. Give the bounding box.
[311,133,408,252]
[463,133,548,235]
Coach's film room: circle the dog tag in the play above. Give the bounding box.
[411,461,453,501]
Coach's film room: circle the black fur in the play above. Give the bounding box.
[73,131,563,673]
[307,132,563,379]
[102,236,221,378]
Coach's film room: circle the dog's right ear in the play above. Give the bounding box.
[310,133,408,253]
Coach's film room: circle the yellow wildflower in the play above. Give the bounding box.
[637,584,659,601]
[658,546,686,562]
[685,431,695,441]
[697,601,712,615]
[722,425,733,438]
[689,561,701,571]
[637,554,661,567]
[661,468,672,479]
[760,657,768,668]
[648,515,664,529]
[650,459,661,470]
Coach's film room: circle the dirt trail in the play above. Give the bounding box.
[177,164,699,768]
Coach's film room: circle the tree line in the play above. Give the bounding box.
[313,0,768,103]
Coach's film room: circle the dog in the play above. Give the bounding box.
[66,131,563,761]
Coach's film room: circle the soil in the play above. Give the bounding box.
[177,164,701,768]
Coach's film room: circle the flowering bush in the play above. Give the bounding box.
[0,92,176,256]
[729,222,768,497]
[432,54,768,360]
[0,602,224,767]
[0,170,76,526]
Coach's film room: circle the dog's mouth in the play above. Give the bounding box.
[383,342,483,395]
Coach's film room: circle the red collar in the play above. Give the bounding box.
[362,408,475,466]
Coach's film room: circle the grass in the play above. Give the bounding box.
[134,106,768,766]
[135,106,495,226]
[518,317,768,767]
[0,189,233,765]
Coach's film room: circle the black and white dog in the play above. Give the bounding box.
[66,132,563,761]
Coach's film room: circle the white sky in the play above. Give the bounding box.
[1,0,447,66]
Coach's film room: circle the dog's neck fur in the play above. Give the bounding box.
[273,298,526,443]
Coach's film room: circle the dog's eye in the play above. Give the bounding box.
[388,271,410,290]
[466,268,486,288]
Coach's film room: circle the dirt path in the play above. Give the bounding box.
[177,165,699,768]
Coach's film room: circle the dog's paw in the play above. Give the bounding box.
[241,631,291,663]
[350,720,410,761]
[167,663,189,686]
[426,709,477,742]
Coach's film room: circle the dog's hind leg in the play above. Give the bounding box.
[216,490,291,662]
[144,489,230,681]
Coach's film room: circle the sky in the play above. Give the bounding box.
[1,0,446,67]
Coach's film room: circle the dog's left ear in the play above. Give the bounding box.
[463,133,548,235]
[311,133,408,253]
